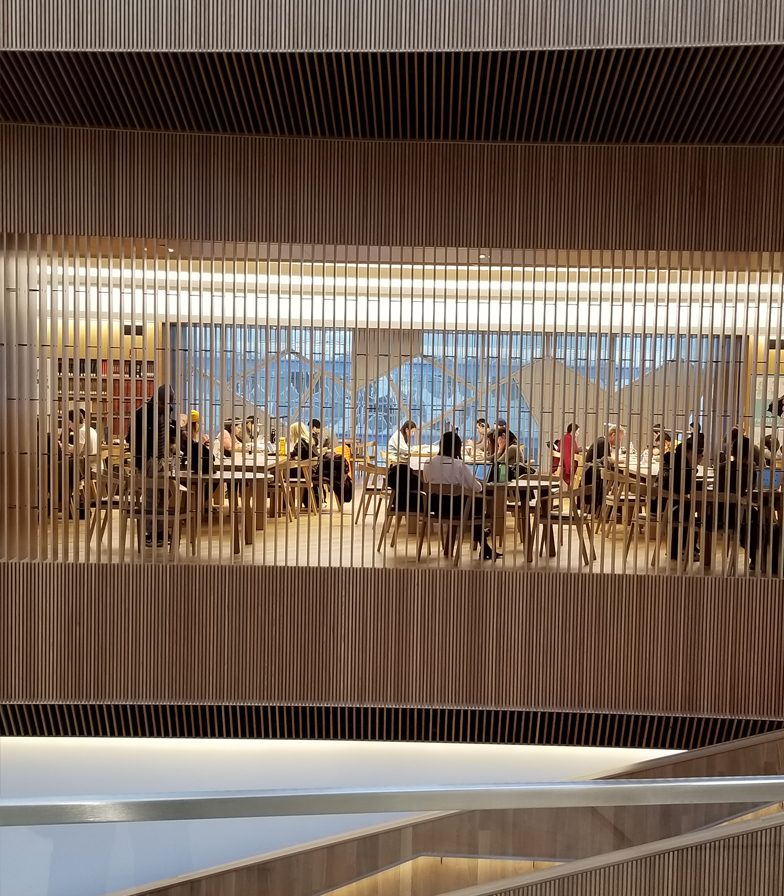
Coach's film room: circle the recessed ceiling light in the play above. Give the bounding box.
[167,248,174,253]
[479,254,487,259]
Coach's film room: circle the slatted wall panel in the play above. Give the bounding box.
[2,565,784,720]
[471,817,784,896]
[3,125,784,250]
[98,814,784,896]
[2,0,783,51]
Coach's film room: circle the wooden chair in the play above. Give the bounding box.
[118,472,145,559]
[621,474,656,562]
[354,460,388,524]
[649,496,695,572]
[167,479,197,556]
[416,483,475,567]
[355,441,378,461]
[274,458,320,521]
[376,490,426,552]
[534,480,597,567]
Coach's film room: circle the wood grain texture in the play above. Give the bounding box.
[131,817,784,896]
[2,564,784,720]
[453,815,784,896]
[96,733,784,896]
[3,124,784,251]
[3,0,783,51]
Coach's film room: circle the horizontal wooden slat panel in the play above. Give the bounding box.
[2,564,783,720]
[3,0,783,52]
[3,125,784,250]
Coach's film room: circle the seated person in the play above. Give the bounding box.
[559,423,580,487]
[386,462,424,513]
[60,408,99,513]
[495,418,518,446]
[422,431,500,560]
[289,421,317,461]
[183,410,211,475]
[651,424,672,458]
[485,428,530,482]
[581,425,624,510]
[660,435,704,561]
[213,419,244,460]
[309,418,322,450]
[470,418,489,453]
[62,407,99,459]
[704,434,760,568]
[387,420,417,465]
[289,421,321,506]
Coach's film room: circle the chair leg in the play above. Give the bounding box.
[416,520,428,560]
[390,514,404,548]
[119,512,127,562]
[377,513,393,552]
[373,495,384,524]
[623,520,636,562]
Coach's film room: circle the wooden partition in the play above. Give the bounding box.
[2,564,784,743]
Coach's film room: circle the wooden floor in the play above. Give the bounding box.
[10,499,756,576]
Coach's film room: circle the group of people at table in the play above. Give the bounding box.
[57,381,782,568]
[382,415,783,568]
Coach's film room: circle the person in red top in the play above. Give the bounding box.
[560,423,580,487]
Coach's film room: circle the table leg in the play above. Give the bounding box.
[231,486,241,554]
[244,481,254,545]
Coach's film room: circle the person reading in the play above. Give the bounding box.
[387,421,417,465]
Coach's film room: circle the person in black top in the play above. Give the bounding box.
[386,462,424,513]
[581,425,623,510]
[126,383,177,544]
[704,434,760,568]
[127,383,177,473]
[661,434,704,561]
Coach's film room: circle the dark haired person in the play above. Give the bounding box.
[387,420,417,465]
[661,435,704,562]
[63,407,98,459]
[560,423,580,487]
[495,418,518,446]
[309,418,322,450]
[473,418,489,453]
[126,383,178,545]
[486,427,527,482]
[422,431,500,560]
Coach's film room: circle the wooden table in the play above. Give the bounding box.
[485,473,562,561]
[176,461,276,554]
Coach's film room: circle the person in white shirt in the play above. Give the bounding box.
[387,420,417,465]
[64,408,99,457]
[422,431,501,560]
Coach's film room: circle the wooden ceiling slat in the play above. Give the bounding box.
[722,45,780,144]
[246,53,277,135]
[1,47,783,145]
[102,52,146,130]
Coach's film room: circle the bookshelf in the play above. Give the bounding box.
[56,356,157,439]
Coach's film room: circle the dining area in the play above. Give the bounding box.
[36,398,783,578]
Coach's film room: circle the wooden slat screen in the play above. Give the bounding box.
[2,0,783,52]
[3,126,784,250]
[2,565,784,721]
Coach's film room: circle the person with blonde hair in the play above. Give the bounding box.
[289,421,321,507]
